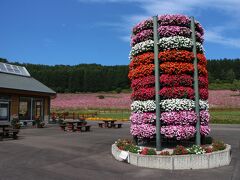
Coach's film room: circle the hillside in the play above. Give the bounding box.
[1,58,240,92]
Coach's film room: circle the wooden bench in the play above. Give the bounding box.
[113,123,123,128]
[0,129,3,141]
[3,128,19,139]
[98,123,104,128]
[77,125,91,132]
[60,124,66,131]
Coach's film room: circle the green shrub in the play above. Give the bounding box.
[173,145,188,155]
[159,151,171,156]
[212,140,226,151]
[187,145,205,154]
[115,88,122,94]
[97,95,105,99]
[124,144,140,153]
[147,148,157,155]
[205,136,213,144]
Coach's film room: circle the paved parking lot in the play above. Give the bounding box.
[0,122,239,180]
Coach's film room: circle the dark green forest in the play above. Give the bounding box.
[1,58,240,92]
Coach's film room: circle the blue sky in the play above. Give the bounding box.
[0,0,240,66]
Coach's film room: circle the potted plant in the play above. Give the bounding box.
[51,112,57,123]
[11,114,21,129]
[35,116,45,128]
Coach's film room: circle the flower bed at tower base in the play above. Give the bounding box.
[111,144,231,170]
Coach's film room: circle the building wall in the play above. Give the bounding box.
[10,95,19,120]
[0,89,54,122]
[44,96,50,122]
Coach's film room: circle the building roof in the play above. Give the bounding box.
[0,72,56,95]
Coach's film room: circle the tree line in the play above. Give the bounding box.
[0,58,240,92]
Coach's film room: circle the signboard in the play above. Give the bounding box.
[119,151,129,160]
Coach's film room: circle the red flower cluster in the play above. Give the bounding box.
[160,87,194,99]
[160,62,207,76]
[199,88,209,100]
[128,64,154,80]
[159,87,208,100]
[199,76,208,88]
[130,52,154,70]
[158,50,207,66]
[131,75,155,91]
[160,74,193,87]
[131,87,155,101]
[160,62,194,75]
[131,86,208,100]
[131,74,208,91]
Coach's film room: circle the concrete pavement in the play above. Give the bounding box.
[0,122,239,180]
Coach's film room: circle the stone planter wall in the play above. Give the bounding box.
[111,144,231,170]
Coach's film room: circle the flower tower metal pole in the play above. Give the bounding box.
[190,16,201,145]
[153,15,161,151]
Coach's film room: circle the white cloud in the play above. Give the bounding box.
[77,0,240,47]
[119,35,130,42]
[205,30,240,48]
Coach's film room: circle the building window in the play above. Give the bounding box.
[0,96,10,121]
[19,97,43,121]
[0,102,9,121]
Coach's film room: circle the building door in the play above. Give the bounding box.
[32,99,43,120]
[19,97,43,121]
[0,102,10,121]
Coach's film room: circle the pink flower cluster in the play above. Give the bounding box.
[130,124,156,138]
[161,110,210,125]
[158,15,204,35]
[131,26,204,46]
[161,125,196,140]
[200,125,211,136]
[200,110,210,125]
[131,29,153,46]
[132,14,204,35]
[158,26,203,43]
[161,111,196,125]
[130,112,156,124]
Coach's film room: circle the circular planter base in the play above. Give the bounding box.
[111,144,231,170]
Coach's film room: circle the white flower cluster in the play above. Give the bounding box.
[131,100,156,113]
[199,100,209,110]
[131,98,209,112]
[160,98,208,111]
[158,36,204,52]
[129,40,154,58]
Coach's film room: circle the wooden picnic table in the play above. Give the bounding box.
[0,122,11,130]
[62,119,91,132]
[0,122,19,140]
[103,120,116,128]
[98,120,122,128]
[64,119,79,131]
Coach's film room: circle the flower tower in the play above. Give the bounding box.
[129,15,210,142]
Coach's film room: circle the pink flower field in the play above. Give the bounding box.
[209,90,240,108]
[51,90,240,109]
[51,93,132,109]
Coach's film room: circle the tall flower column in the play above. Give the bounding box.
[129,14,210,141]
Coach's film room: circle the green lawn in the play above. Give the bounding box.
[53,108,240,124]
[210,108,240,124]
